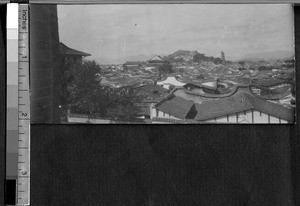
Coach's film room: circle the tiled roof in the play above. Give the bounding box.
[252,78,287,87]
[183,84,239,99]
[194,92,294,122]
[148,55,165,62]
[135,84,168,94]
[249,85,291,100]
[133,103,151,116]
[116,77,140,85]
[135,105,150,116]
[134,84,169,103]
[244,93,294,122]
[151,117,200,124]
[275,73,294,81]
[125,61,144,65]
[233,77,252,85]
[152,84,294,123]
[60,43,91,56]
[155,95,194,119]
[194,93,253,121]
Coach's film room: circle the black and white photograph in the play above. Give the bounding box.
[30,4,295,124]
[3,4,300,206]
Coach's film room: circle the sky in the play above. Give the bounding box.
[58,4,294,64]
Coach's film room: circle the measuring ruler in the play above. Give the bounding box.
[17,4,30,206]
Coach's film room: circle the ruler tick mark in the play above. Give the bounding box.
[17,5,30,205]
[19,147,28,149]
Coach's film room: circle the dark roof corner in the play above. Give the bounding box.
[60,42,91,57]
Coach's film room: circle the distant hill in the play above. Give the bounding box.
[166,50,198,62]
[124,54,157,62]
[92,54,160,65]
[239,50,294,62]
[238,57,265,62]
[93,50,229,64]
[166,50,222,64]
[281,55,295,61]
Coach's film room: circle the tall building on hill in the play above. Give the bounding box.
[221,51,225,63]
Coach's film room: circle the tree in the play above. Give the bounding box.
[238,61,246,70]
[158,62,172,75]
[213,58,223,65]
[65,60,102,115]
[62,59,141,121]
[96,86,139,120]
[193,53,205,63]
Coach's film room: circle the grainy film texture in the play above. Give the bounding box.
[30,4,295,124]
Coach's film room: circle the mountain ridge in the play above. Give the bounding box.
[239,50,294,62]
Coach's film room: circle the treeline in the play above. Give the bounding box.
[61,60,141,120]
[193,52,223,64]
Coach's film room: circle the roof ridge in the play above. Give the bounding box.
[154,86,184,107]
[194,92,255,121]
[240,92,294,122]
[60,42,91,56]
[149,55,165,61]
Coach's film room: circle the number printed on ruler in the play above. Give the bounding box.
[18,6,28,62]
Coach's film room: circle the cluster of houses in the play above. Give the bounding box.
[133,78,294,124]
[123,55,168,73]
[61,43,295,124]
